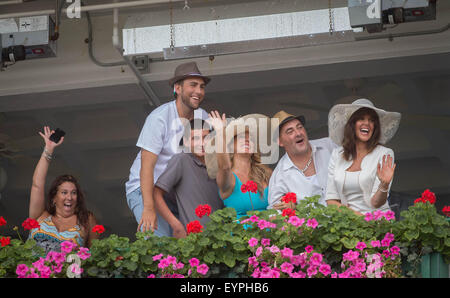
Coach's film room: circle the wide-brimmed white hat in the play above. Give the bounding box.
[328,98,401,146]
[204,113,271,179]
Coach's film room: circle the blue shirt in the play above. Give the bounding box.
[220,172,269,219]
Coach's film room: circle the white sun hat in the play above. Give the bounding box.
[328,98,401,146]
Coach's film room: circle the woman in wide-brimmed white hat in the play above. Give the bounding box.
[325,98,401,215]
[205,111,273,219]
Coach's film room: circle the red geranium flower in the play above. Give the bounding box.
[0,216,6,227]
[414,198,424,204]
[414,189,437,205]
[282,208,296,218]
[421,189,436,204]
[442,206,450,217]
[21,218,40,231]
[195,204,212,218]
[241,180,258,194]
[281,192,297,204]
[92,225,105,234]
[186,220,203,235]
[0,236,11,247]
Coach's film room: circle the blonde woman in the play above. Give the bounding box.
[205,111,272,219]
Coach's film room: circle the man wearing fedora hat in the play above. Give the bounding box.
[268,111,337,210]
[125,61,211,236]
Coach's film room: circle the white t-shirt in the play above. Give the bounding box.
[125,100,208,195]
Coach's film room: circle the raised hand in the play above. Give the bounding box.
[38,126,64,153]
[377,154,396,187]
[207,110,227,132]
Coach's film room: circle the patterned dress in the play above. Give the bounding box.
[28,215,84,255]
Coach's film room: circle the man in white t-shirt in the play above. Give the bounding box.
[268,110,338,210]
[125,62,210,236]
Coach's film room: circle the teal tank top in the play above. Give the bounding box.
[220,172,269,219]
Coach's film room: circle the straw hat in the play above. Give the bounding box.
[168,61,211,87]
[328,98,401,146]
[204,113,271,179]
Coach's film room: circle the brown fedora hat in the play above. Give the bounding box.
[169,61,211,87]
[273,110,305,132]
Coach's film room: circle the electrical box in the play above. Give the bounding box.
[348,0,436,33]
[0,15,57,63]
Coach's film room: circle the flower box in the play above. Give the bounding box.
[420,252,449,278]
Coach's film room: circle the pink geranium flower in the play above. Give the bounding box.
[310,253,323,266]
[364,212,373,222]
[77,247,91,260]
[319,264,331,276]
[16,264,29,277]
[153,253,164,261]
[60,241,76,254]
[305,245,314,253]
[370,240,381,248]
[189,258,200,267]
[261,238,271,247]
[280,262,294,274]
[255,246,263,257]
[281,247,294,259]
[287,216,305,227]
[197,264,209,275]
[158,258,170,269]
[306,218,318,229]
[356,242,367,251]
[248,256,259,268]
[248,237,259,247]
[268,245,280,254]
[384,211,395,221]
[390,246,400,256]
[307,266,318,278]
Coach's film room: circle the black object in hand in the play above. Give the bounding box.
[49,128,66,143]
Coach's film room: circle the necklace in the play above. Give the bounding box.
[301,154,313,174]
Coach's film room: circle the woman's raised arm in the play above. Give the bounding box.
[29,126,64,219]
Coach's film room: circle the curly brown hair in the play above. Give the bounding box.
[342,107,381,161]
[45,175,92,231]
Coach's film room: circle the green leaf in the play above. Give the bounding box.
[198,237,210,246]
[420,225,433,234]
[204,251,215,263]
[323,233,339,244]
[332,243,342,251]
[87,266,99,277]
[415,214,428,225]
[405,229,420,241]
[434,226,446,238]
[123,260,137,271]
[341,237,358,249]
[233,242,246,251]
[223,251,236,268]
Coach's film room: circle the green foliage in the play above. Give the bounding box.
[1,197,449,278]
[0,239,43,277]
[393,202,450,277]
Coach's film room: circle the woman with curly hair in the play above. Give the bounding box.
[28,126,98,254]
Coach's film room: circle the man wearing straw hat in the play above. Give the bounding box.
[268,111,337,210]
[125,62,211,236]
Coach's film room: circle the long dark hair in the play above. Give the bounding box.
[46,175,91,231]
[342,107,381,161]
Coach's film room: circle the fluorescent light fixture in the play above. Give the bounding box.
[123,7,357,59]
